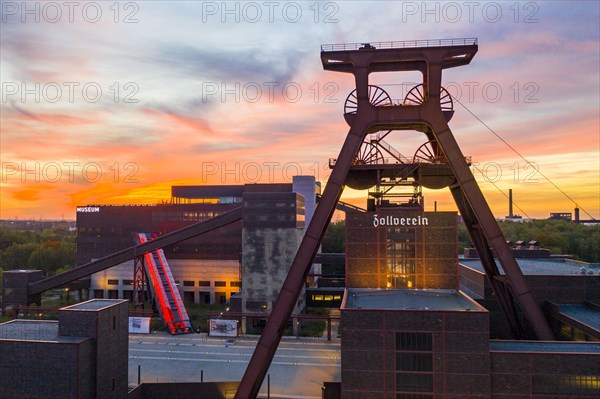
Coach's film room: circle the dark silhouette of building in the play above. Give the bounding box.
[0,299,129,399]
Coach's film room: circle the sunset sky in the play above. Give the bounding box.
[1,1,599,220]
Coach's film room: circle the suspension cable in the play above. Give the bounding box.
[471,164,533,221]
[453,96,596,220]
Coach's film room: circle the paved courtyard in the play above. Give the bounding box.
[129,332,341,398]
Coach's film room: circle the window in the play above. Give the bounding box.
[532,375,600,395]
[183,281,195,287]
[215,281,226,287]
[386,229,418,289]
[122,279,134,286]
[396,374,433,393]
[396,332,432,351]
[199,281,210,287]
[230,281,241,287]
[107,279,119,285]
[396,332,433,395]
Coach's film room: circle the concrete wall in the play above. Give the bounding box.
[242,228,304,314]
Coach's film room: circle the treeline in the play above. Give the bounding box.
[0,227,76,279]
[326,219,599,263]
[461,220,600,263]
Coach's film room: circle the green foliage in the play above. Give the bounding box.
[460,220,600,263]
[0,227,75,276]
[322,220,345,253]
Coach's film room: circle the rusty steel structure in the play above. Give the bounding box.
[235,38,554,399]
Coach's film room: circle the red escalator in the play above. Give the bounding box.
[137,233,193,335]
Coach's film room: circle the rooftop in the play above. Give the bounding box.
[559,304,600,332]
[343,288,485,311]
[61,299,127,311]
[490,340,600,354]
[0,320,87,343]
[460,258,600,276]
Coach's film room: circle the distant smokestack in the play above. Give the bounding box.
[575,207,580,221]
[434,201,437,212]
[509,189,513,218]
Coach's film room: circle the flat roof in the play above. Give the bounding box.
[0,320,87,343]
[460,258,600,276]
[61,299,127,311]
[171,185,245,199]
[559,304,600,332]
[343,288,485,311]
[490,340,600,354]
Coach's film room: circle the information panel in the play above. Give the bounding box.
[209,319,238,337]
[129,316,151,334]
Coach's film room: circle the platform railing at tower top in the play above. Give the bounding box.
[321,38,478,52]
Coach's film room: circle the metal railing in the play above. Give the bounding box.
[321,38,478,52]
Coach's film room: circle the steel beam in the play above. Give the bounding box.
[28,208,243,296]
[451,184,524,338]
[235,122,368,398]
[431,121,554,340]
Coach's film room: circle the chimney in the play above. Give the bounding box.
[509,189,513,218]
[575,207,580,221]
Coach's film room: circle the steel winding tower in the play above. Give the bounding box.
[235,38,554,399]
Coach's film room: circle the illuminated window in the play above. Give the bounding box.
[313,295,324,301]
[532,375,600,395]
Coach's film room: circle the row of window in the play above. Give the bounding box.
[106,279,241,288]
[532,375,600,394]
[94,289,229,304]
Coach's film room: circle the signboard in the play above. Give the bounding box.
[209,319,238,337]
[129,316,151,334]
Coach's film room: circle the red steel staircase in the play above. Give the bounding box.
[136,233,193,335]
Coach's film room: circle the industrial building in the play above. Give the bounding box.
[1,39,599,399]
[75,176,318,306]
[340,205,600,398]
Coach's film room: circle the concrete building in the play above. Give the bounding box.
[0,299,128,399]
[241,191,305,331]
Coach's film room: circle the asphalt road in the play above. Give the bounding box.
[129,333,341,398]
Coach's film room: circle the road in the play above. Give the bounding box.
[129,333,341,398]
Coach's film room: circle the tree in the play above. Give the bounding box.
[322,220,345,253]
[0,243,38,270]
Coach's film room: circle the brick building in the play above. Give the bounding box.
[339,206,600,398]
[0,299,128,399]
